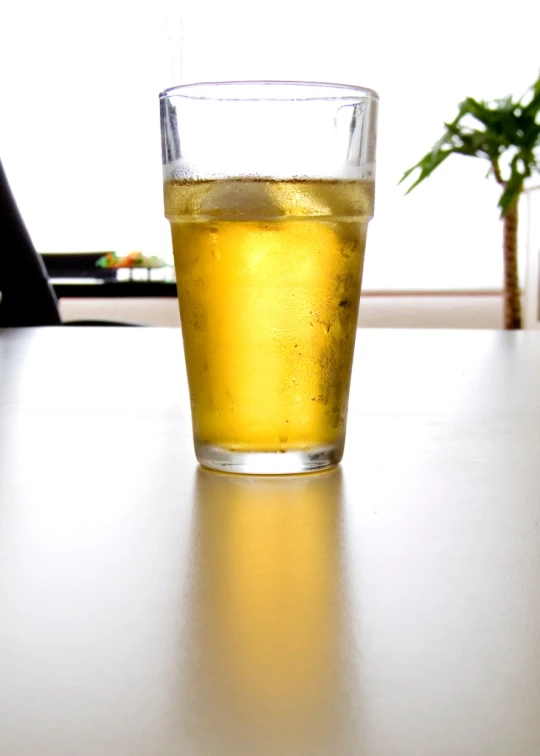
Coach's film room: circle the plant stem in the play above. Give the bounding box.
[492,160,504,185]
[502,200,522,329]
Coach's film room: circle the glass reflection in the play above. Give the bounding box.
[180,467,357,755]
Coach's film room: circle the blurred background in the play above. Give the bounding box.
[1,0,539,325]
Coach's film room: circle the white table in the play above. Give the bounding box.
[1,327,539,755]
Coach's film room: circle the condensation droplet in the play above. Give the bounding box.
[210,226,220,260]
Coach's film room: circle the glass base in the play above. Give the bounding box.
[195,442,342,475]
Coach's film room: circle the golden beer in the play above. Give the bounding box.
[165,177,374,463]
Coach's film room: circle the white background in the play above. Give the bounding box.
[1,0,539,289]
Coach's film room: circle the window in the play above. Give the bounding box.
[1,1,171,260]
[2,0,539,289]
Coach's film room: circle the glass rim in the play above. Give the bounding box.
[159,80,379,103]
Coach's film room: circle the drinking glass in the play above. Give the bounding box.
[160,81,378,474]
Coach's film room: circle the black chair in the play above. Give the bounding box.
[0,160,62,327]
[0,160,140,327]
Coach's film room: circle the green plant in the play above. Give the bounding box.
[400,72,540,329]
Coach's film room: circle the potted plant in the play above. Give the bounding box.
[400,72,540,329]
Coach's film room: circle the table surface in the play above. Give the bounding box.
[1,327,540,756]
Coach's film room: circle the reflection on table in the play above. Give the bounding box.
[180,468,359,755]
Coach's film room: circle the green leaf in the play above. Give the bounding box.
[399,149,452,192]
[521,71,540,115]
[400,70,540,200]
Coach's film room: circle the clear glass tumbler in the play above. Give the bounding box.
[160,81,378,474]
